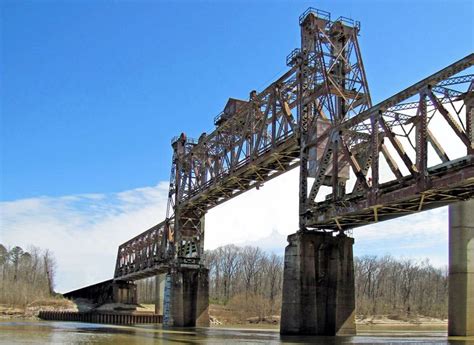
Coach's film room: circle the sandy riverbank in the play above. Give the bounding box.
[0,299,157,320]
[1,300,448,333]
[208,303,447,330]
[0,298,78,320]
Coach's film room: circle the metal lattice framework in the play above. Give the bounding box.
[114,8,474,281]
[305,56,474,230]
[114,221,168,280]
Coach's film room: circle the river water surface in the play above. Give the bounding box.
[1,320,472,344]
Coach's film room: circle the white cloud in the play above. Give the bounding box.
[205,169,299,250]
[352,207,449,268]
[0,183,169,292]
[0,167,454,293]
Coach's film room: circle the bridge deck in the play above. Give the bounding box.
[309,156,474,229]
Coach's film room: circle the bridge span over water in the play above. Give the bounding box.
[68,8,474,336]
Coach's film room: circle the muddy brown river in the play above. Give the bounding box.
[1,320,472,344]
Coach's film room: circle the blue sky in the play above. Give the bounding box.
[1,1,473,291]
[2,0,473,200]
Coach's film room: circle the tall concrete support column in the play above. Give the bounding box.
[281,231,355,335]
[449,199,474,336]
[163,267,209,327]
[154,274,165,315]
[113,281,137,304]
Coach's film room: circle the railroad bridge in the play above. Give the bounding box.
[70,8,474,336]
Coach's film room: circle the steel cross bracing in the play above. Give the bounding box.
[113,8,474,281]
[305,54,474,230]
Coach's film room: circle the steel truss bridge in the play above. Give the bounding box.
[114,8,474,282]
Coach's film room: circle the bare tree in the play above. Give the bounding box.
[264,253,283,314]
[354,255,448,319]
[241,246,263,296]
[220,245,241,303]
[10,246,24,282]
[0,244,58,306]
[43,249,56,295]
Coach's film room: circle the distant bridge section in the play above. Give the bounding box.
[114,221,169,281]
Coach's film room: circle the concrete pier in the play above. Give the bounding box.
[154,274,165,315]
[163,267,209,327]
[280,231,355,335]
[449,199,474,336]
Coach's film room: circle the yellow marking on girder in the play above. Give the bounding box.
[418,193,426,211]
[334,217,343,230]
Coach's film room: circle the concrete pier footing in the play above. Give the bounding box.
[163,267,210,327]
[280,231,355,335]
[449,199,474,336]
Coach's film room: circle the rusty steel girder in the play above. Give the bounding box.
[304,54,474,230]
[113,8,474,281]
[114,221,169,280]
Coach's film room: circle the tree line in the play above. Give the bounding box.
[136,244,284,320]
[203,244,284,319]
[0,242,449,318]
[0,244,56,306]
[138,244,448,320]
[355,255,448,319]
[203,246,449,319]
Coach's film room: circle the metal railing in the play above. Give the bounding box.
[299,7,331,25]
[286,48,301,67]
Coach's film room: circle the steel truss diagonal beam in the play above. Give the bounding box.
[304,54,474,230]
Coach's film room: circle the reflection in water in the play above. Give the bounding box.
[0,321,470,344]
